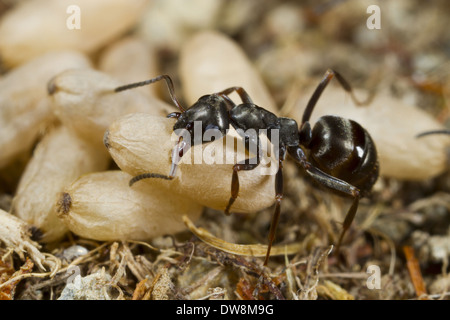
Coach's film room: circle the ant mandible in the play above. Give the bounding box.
[114,69,380,265]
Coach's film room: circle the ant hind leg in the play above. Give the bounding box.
[288,146,361,257]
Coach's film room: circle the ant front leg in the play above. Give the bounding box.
[264,144,287,266]
[288,146,361,256]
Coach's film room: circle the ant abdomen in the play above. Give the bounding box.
[308,115,379,197]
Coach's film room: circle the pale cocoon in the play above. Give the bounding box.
[98,36,160,98]
[179,31,278,114]
[137,0,223,51]
[57,171,203,241]
[48,68,175,145]
[105,113,277,214]
[0,50,91,168]
[288,85,450,180]
[11,126,110,243]
[0,0,149,67]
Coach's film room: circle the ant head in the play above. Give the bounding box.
[172,93,230,142]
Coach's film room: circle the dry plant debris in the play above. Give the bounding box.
[0,0,449,300]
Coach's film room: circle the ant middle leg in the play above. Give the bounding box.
[216,86,254,105]
[224,159,261,215]
[264,145,287,266]
[225,135,261,215]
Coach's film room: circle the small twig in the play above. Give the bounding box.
[319,272,369,279]
[125,240,162,252]
[109,249,127,287]
[1,248,14,262]
[180,266,223,297]
[298,246,333,299]
[204,246,285,300]
[182,215,303,258]
[367,228,397,277]
[120,242,150,282]
[197,288,227,300]
[132,278,150,300]
[43,253,61,278]
[285,252,299,300]
[403,246,428,300]
[18,272,72,299]
[112,284,125,300]
[177,241,195,270]
[0,271,53,290]
[57,242,110,275]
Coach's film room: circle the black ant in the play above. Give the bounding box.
[114,69,379,265]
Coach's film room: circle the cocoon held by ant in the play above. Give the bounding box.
[104,113,277,214]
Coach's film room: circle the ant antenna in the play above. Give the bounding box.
[416,129,450,138]
[114,74,186,112]
[129,173,174,186]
